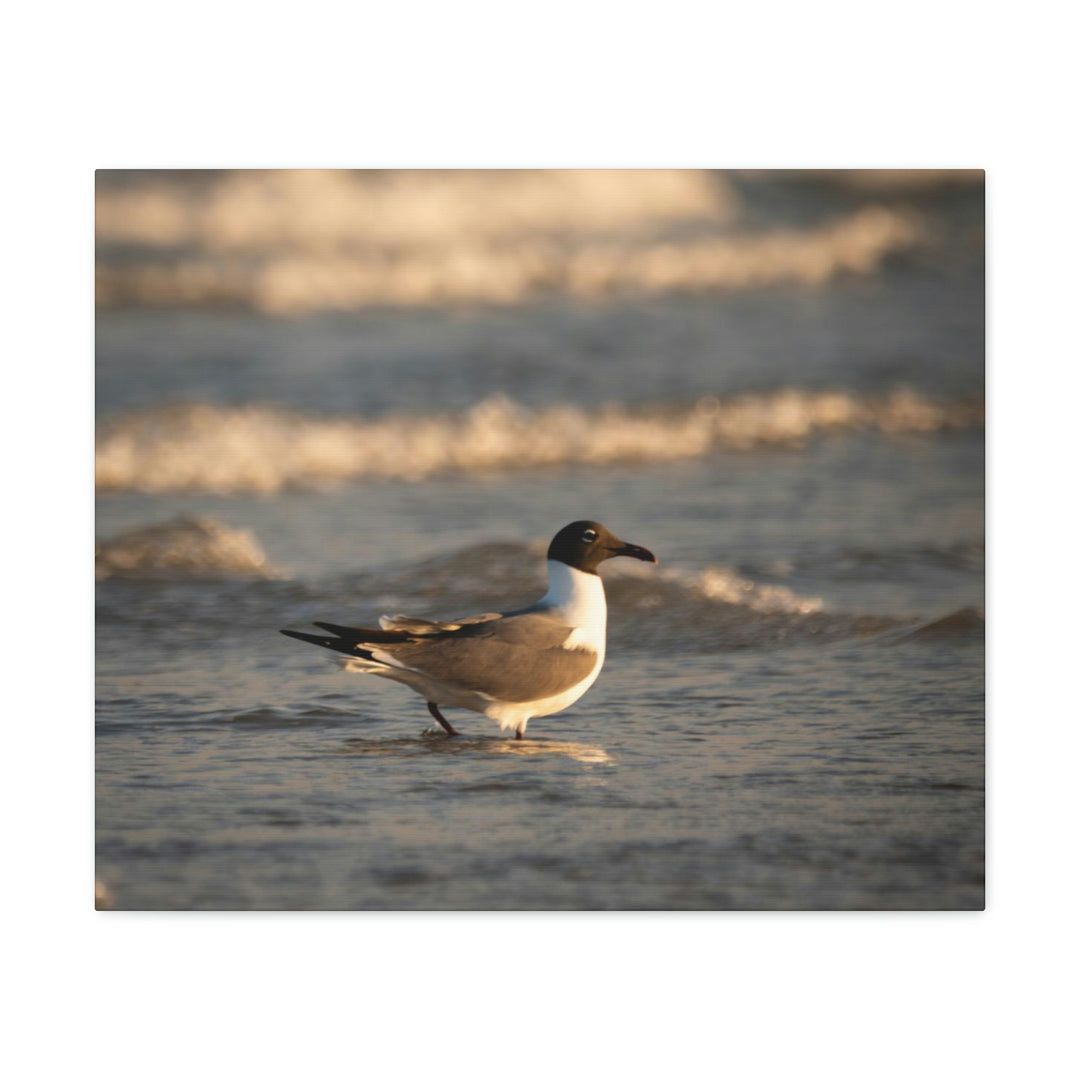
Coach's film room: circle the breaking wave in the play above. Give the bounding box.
[95,516,285,580]
[96,169,737,252]
[95,207,919,314]
[95,528,961,649]
[94,171,926,313]
[317,541,899,650]
[95,388,983,495]
[95,208,920,314]
[610,559,823,615]
[318,540,975,650]
[346,539,824,618]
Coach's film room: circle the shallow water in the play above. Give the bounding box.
[95,434,984,910]
[95,622,983,909]
[95,172,984,909]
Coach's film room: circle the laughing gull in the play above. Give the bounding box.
[280,520,656,739]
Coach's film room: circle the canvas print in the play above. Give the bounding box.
[95,169,984,910]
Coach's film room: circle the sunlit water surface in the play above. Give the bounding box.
[96,435,983,909]
[96,179,983,909]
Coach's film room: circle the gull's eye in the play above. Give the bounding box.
[581,528,598,543]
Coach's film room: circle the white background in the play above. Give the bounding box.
[3,2,1075,1076]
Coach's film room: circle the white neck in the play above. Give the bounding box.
[540,560,607,637]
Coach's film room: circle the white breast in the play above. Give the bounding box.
[539,560,608,658]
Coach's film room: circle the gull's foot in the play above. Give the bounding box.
[427,701,460,737]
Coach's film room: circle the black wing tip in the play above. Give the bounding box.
[279,628,350,653]
[280,626,381,662]
[281,622,417,654]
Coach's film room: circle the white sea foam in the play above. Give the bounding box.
[96,205,919,313]
[603,557,823,615]
[96,170,735,251]
[94,171,925,313]
[95,389,983,495]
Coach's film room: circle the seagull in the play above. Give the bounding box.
[280,520,657,740]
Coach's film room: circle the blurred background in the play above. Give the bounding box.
[95,170,984,910]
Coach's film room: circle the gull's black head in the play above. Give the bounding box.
[547,520,658,575]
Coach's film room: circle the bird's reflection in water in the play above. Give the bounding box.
[338,732,613,765]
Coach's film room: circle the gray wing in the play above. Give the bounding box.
[386,611,597,703]
[378,612,502,634]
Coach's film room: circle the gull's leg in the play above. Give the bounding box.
[427,701,460,737]
[515,729,524,741]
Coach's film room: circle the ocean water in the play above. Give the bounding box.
[95,171,984,910]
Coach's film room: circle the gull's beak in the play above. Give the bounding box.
[609,540,658,564]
